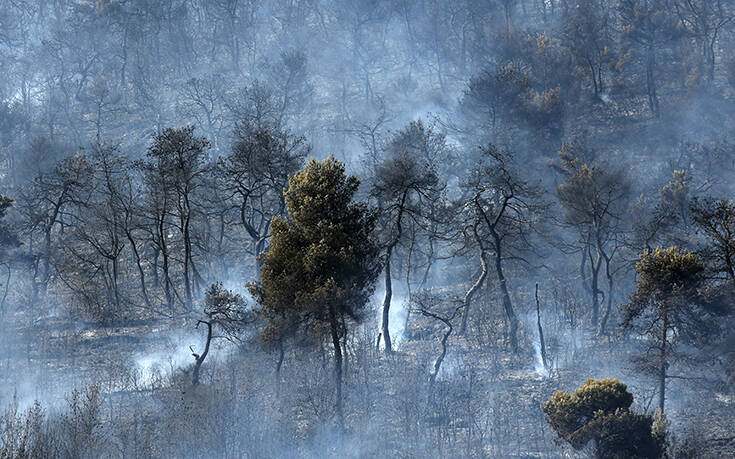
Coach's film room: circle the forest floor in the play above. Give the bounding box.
[1,304,734,457]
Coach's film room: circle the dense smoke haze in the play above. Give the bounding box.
[0,0,734,457]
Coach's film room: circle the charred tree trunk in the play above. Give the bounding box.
[418,304,459,405]
[151,246,160,288]
[460,247,488,335]
[240,198,268,269]
[191,320,213,387]
[181,200,193,309]
[329,305,344,429]
[381,194,406,354]
[491,229,518,353]
[580,244,591,297]
[275,340,285,399]
[536,283,548,371]
[646,44,660,117]
[587,57,599,96]
[157,216,173,310]
[126,231,152,310]
[588,245,603,327]
[429,319,452,401]
[598,246,614,336]
[111,255,121,308]
[381,251,394,354]
[659,308,668,413]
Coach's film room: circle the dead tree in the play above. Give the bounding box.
[454,144,546,351]
[190,319,213,387]
[535,283,548,372]
[411,291,463,401]
[370,121,445,354]
[556,136,630,333]
[190,282,253,386]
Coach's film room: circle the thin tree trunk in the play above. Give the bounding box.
[587,57,598,95]
[646,45,660,117]
[492,230,518,352]
[41,225,52,297]
[536,283,548,371]
[182,210,192,309]
[589,246,602,327]
[329,305,344,429]
[382,189,408,354]
[126,231,152,309]
[460,249,488,335]
[404,230,416,334]
[191,320,212,386]
[659,308,668,413]
[111,256,121,308]
[152,246,159,288]
[0,264,10,318]
[429,320,452,402]
[159,220,173,310]
[381,193,407,354]
[275,341,284,399]
[381,252,394,354]
[580,244,590,296]
[342,314,349,374]
[598,247,614,335]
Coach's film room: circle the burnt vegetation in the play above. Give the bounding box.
[1,0,735,457]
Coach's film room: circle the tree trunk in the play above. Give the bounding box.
[329,305,344,429]
[160,236,172,309]
[429,320,452,402]
[659,308,668,413]
[341,315,349,373]
[275,341,284,399]
[580,244,590,296]
[492,232,518,353]
[460,249,488,335]
[587,57,598,96]
[706,35,716,85]
[41,224,52,297]
[646,45,660,117]
[381,251,394,354]
[589,247,602,326]
[598,248,614,335]
[381,193,407,354]
[111,255,121,308]
[240,199,265,269]
[192,320,212,387]
[152,246,159,288]
[127,231,152,310]
[536,283,548,371]
[182,207,192,309]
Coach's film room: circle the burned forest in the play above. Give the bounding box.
[1,0,735,457]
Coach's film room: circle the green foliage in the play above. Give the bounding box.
[557,136,630,233]
[587,409,662,459]
[542,378,633,446]
[623,246,727,339]
[142,125,211,198]
[623,246,730,413]
[250,156,382,345]
[659,170,690,224]
[462,61,563,137]
[629,247,704,306]
[461,62,532,130]
[202,282,252,339]
[542,378,664,459]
